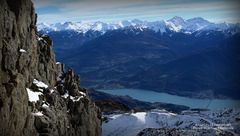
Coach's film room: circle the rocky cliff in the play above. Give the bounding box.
[0,0,101,135]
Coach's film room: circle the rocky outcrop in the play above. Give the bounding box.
[0,0,101,136]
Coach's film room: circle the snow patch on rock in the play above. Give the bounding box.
[19,49,27,53]
[33,79,48,89]
[32,111,44,116]
[26,88,42,102]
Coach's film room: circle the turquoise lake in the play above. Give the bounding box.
[98,89,240,110]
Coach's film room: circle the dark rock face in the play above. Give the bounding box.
[0,0,101,136]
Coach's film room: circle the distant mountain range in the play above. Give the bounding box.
[38,17,240,99]
[38,16,240,34]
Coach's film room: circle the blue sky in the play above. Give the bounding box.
[32,0,240,23]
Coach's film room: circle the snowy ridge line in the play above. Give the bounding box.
[38,17,240,34]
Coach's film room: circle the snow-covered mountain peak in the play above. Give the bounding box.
[90,22,107,32]
[117,20,132,27]
[186,17,209,24]
[131,19,144,25]
[167,16,186,25]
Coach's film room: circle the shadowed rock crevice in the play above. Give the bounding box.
[6,0,22,18]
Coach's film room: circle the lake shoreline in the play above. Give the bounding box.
[97,88,240,110]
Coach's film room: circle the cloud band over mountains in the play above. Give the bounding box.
[33,0,240,23]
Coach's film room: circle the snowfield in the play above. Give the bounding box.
[102,109,240,136]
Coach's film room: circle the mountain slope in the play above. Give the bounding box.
[127,43,240,99]
[52,27,240,99]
